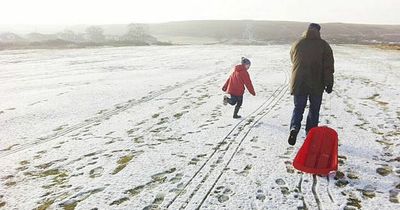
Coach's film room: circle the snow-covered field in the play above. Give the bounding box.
[0,45,399,210]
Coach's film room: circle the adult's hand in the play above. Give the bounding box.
[325,85,333,94]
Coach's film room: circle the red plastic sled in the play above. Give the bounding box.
[293,126,338,175]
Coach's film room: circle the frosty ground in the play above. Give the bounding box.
[0,45,399,210]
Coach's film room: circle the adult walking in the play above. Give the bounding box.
[288,23,335,145]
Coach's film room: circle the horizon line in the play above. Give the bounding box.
[1,19,400,27]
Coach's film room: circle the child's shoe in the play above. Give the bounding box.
[223,95,228,105]
[233,114,241,119]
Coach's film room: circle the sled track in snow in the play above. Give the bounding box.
[297,173,309,210]
[165,68,290,209]
[0,71,221,158]
[310,158,336,210]
[326,175,335,203]
[285,111,338,210]
[312,175,323,210]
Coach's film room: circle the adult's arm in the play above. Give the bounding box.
[323,42,335,89]
[290,41,299,64]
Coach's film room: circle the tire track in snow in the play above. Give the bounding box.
[0,71,222,158]
[165,68,289,209]
[196,85,289,209]
[166,85,287,209]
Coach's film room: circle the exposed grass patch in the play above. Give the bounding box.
[0,201,6,208]
[347,197,362,209]
[36,199,55,210]
[19,160,30,165]
[0,144,19,152]
[52,172,68,185]
[189,158,200,165]
[127,127,139,135]
[365,93,380,100]
[375,44,400,51]
[151,168,177,182]
[150,126,167,133]
[110,197,129,206]
[53,125,67,132]
[196,154,207,158]
[4,181,16,187]
[39,169,61,177]
[376,100,389,106]
[133,136,144,143]
[112,155,134,175]
[35,162,54,170]
[63,202,77,210]
[83,152,97,157]
[2,175,14,180]
[174,111,189,119]
[157,117,169,125]
[125,185,145,197]
[377,166,393,176]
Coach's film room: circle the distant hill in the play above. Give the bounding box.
[1,20,399,48]
[144,20,400,44]
[68,20,399,45]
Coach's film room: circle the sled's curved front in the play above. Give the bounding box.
[293,126,338,175]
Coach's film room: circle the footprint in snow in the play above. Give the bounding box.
[89,167,104,178]
[284,161,295,174]
[256,189,266,202]
[213,186,233,203]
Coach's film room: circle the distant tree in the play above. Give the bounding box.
[0,32,24,43]
[58,30,82,42]
[124,24,149,42]
[85,26,105,43]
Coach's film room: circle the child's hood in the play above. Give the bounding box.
[234,64,246,72]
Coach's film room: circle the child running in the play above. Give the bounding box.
[222,57,256,118]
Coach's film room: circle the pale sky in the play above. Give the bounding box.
[2,0,400,25]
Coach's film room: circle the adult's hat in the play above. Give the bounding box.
[308,23,321,31]
[241,57,251,65]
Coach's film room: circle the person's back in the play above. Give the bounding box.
[288,23,335,145]
[290,26,334,96]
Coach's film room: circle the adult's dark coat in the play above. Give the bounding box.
[290,29,335,96]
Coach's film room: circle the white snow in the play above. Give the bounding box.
[0,45,399,210]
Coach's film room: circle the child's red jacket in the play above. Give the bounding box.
[222,64,256,96]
